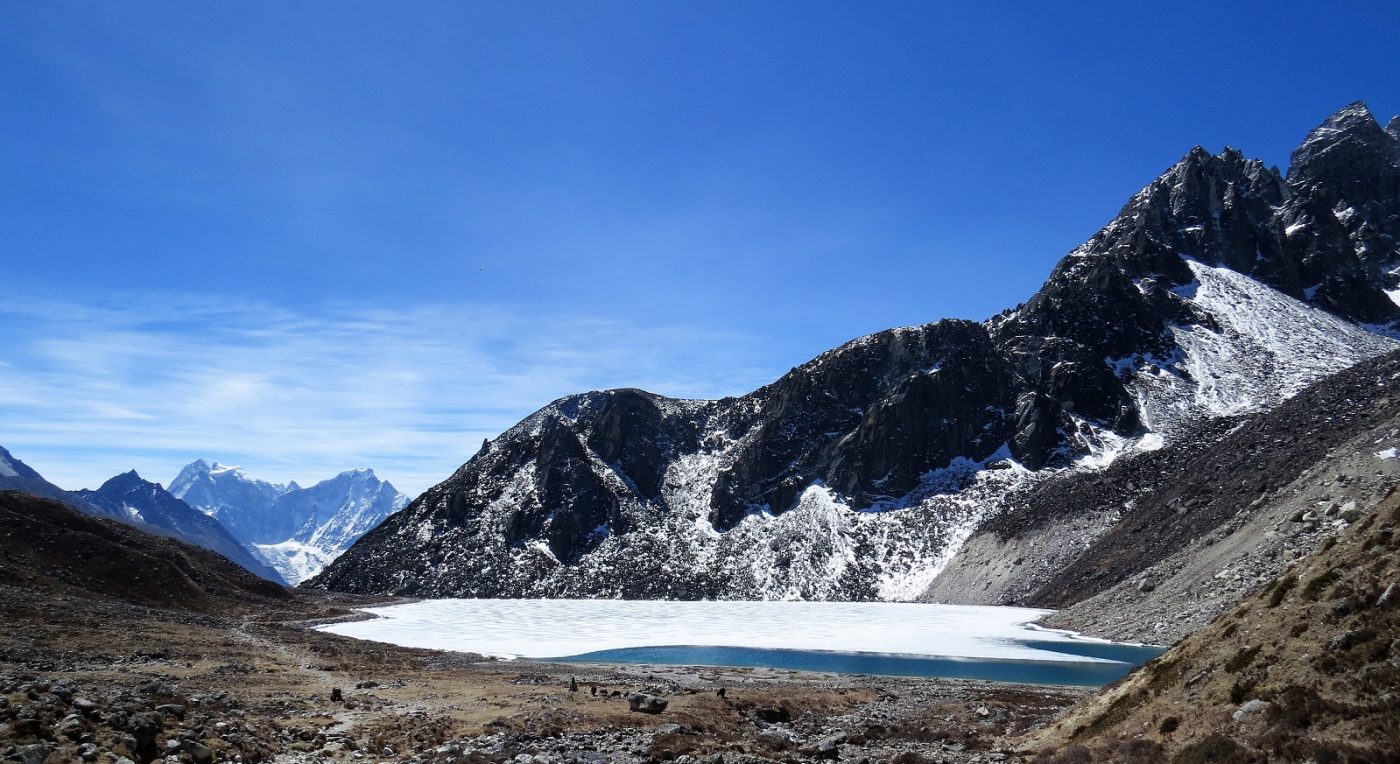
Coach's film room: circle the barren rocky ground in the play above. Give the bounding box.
[0,584,1087,764]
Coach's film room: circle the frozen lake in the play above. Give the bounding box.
[319,599,1162,686]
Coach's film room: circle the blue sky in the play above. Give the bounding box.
[2,1,1398,496]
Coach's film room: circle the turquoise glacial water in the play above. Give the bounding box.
[548,640,1165,687]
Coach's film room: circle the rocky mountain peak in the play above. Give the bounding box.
[97,469,154,494]
[329,467,380,484]
[0,444,75,505]
[1288,100,1399,191]
[70,469,287,583]
[1388,115,1400,142]
[1098,146,1286,277]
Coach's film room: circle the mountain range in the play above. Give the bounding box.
[0,446,285,582]
[310,101,1400,604]
[0,446,405,585]
[169,460,408,584]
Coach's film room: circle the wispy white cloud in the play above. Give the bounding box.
[0,289,782,497]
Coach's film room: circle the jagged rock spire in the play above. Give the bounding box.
[1289,101,1399,191]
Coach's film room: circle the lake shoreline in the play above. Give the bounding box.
[316,598,1164,687]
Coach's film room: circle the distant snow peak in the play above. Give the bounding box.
[170,459,407,585]
[253,540,334,586]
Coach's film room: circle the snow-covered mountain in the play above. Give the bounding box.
[310,101,1400,601]
[170,461,407,584]
[169,460,300,542]
[73,471,286,583]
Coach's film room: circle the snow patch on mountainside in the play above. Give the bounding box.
[868,457,1037,600]
[1384,264,1400,308]
[1119,259,1397,437]
[253,540,332,585]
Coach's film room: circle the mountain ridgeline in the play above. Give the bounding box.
[311,102,1400,601]
[0,446,285,583]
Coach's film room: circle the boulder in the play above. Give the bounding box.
[805,734,846,760]
[124,712,162,762]
[1232,698,1272,723]
[1377,583,1396,608]
[10,745,51,764]
[183,740,214,764]
[626,693,668,714]
[54,713,84,739]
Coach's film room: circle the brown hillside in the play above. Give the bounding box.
[1021,489,1400,763]
[0,490,290,614]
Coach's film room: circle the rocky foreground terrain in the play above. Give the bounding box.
[0,491,1092,764]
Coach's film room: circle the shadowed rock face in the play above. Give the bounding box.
[312,102,1400,600]
[1283,102,1400,324]
[823,323,1014,501]
[708,319,1018,527]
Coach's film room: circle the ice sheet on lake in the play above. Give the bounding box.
[318,599,1115,663]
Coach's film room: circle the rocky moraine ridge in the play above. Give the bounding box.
[311,102,1400,601]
